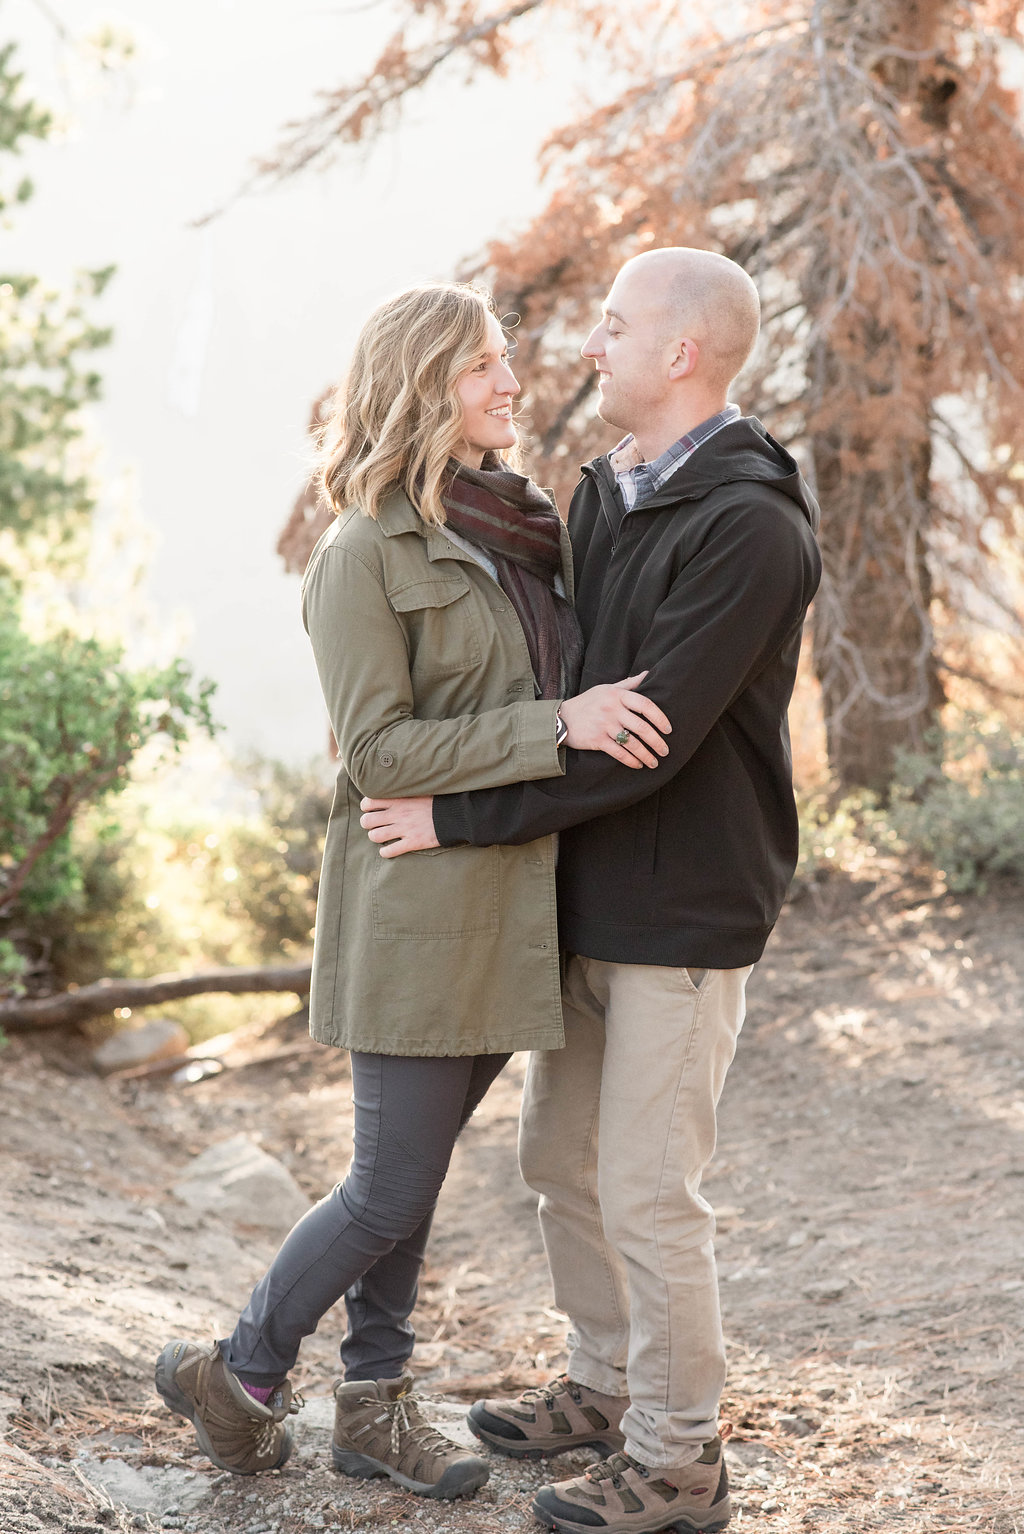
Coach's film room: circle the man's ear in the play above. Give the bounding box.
[668,338,699,381]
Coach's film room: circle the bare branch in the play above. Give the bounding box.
[0,964,313,1032]
[232,0,548,205]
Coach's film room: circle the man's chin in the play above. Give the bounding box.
[595,395,627,431]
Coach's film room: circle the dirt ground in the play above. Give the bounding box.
[1,864,1022,1534]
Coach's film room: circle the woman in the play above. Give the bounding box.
[155,283,668,1501]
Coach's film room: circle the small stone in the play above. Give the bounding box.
[776,1414,815,1436]
[172,1135,311,1233]
[92,1016,189,1073]
[761,1499,781,1513]
[802,1278,850,1302]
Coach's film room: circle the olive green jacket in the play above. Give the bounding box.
[300,489,570,1056]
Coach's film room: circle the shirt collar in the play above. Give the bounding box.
[609,404,742,511]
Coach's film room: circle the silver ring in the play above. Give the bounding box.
[614,729,630,746]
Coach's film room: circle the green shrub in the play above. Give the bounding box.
[0,585,218,951]
[795,718,1024,895]
[796,788,892,881]
[9,754,330,1032]
[887,721,1024,892]
[216,758,331,962]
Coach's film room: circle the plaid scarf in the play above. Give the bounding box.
[442,455,583,700]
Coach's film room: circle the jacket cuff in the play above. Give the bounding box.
[516,698,565,779]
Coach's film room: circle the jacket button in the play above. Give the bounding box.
[378,751,395,767]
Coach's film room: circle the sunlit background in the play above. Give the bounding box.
[5,0,579,759]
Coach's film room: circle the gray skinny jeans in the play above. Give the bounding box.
[221,1049,509,1385]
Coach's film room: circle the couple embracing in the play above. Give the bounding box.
[156,247,821,1534]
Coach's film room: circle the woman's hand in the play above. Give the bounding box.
[559,672,671,768]
[360,796,439,857]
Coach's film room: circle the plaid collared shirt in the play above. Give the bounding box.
[610,403,742,513]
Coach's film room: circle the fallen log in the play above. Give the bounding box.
[0,963,312,1032]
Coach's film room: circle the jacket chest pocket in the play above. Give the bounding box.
[389,576,482,683]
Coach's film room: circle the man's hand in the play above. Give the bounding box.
[560,672,672,767]
[360,796,438,858]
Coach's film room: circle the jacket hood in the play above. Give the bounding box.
[585,416,820,534]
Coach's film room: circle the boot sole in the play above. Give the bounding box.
[467,1405,624,1461]
[154,1340,293,1477]
[332,1444,489,1499]
[531,1490,732,1532]
[466,1417,625,1454]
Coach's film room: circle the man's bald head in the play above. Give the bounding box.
[620,248,761,389]
[582,247,761,455]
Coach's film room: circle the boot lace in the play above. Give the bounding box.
[377,1387,462,1459]
[521,1372,582,1409]
[587,1452,650,1486]
[248,1390,303,1458]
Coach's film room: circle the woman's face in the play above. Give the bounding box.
[453,313,520,468]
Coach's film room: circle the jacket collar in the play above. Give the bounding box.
[375,488,428,538]
[374,489,456,563]
[371,485,574,595]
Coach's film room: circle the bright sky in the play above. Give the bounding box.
[5,0,574,761]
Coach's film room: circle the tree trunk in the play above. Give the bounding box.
[810,427,945,793]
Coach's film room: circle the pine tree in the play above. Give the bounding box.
[0,39,216,993]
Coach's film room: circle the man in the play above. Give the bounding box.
[360,247,822,1534]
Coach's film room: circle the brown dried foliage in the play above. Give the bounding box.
[270,0,1024,790]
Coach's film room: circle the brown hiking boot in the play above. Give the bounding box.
[468,1373,628,1459]
[155,1339,298,1475]
[332,1373,489,1499]
[531,1440,731,1533]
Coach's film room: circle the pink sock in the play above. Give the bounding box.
[240,1381,275,1405]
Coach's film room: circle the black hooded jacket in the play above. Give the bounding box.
[433,416,822,969]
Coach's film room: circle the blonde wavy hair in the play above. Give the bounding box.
[318,282,520,527]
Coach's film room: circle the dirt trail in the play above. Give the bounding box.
[1,868,1022,1534]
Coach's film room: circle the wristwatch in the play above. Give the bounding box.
[555,706,568,748]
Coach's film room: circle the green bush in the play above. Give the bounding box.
[795,718,1024,895]
[0,586,218,949]
[887,721,1024,892]
[796,787,891,881]
[217,758,332,962]
[11,755,329,1008]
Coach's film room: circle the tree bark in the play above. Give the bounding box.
[0,963,312,1033]
[810,426,945,793]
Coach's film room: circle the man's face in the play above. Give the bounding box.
[581,265,678,434]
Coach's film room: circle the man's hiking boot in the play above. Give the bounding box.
[155,1339,298,1475]
[531,1439,731,1533]
[332,1373,489,1499]
[468,1373,628,1460]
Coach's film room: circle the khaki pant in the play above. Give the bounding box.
[519,954,751,1468]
